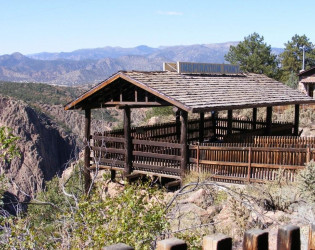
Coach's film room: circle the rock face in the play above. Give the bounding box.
[0,96,77,204]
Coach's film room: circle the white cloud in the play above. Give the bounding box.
[157,11,183,16]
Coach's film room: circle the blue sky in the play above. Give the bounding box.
[1,0,314,55]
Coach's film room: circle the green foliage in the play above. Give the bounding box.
[279,34,315,82]
[0,126,19,162]
[0,81,81,106]
[1,171,168,249]
[145,106,174,121]
[285,71,299,89]
[297,161,315,203]
[73,182,168,249]
[225,33,279,79]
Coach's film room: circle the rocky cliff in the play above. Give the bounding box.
[0,96,77,209]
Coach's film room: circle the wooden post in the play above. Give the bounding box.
[294,104,300,136]
[247,147,252,182]
[180,110,188,178]
[227,110,233,135]
[176,109,181,141]
[84,108,92,194]
[306,145,311,163]
[308,224,315,250]
[243,229,268,250]
[124,106,132,176]
[199,112,205,143]
[212,111,217,136]
[277,225,300,250]
[203,234,232,250]
[266,106,272,136]
[196,144,200,172]
[110,170,116,182]
[156,238,187,250]
[252,108,257,130]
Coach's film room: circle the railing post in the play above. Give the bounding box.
[252,108,257,130]
[176,109,181,141]
[266,106,272,136]
[247,147,252,182]
[306,145,311,164]
[124,106,132,176]
[243,229,268,250]
[156,238,187,250]
[197,144,200,172]
[84,108,92,194]
[199,112,205,142]
[227,110,233,136]
[309,224,315,250]
[180,110,188,178]
[294,104,300,136]
[203,234,232,250]
[277,225,300,250]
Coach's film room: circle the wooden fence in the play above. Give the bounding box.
[90,135,314,183]
[91,135,182,177]
[104,223,315,250]
[104,116,293,142]
[189,143,314,183]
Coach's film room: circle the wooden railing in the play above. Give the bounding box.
[132,139,182,176]
[104,116,294,142]
[189,143,314,183]
[90,135,182,176]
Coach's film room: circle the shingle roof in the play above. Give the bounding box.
[301,77,315,83]
[65,71,315,112]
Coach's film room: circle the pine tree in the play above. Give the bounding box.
[225,33,279,79]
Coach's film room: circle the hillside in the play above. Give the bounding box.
[0,82,121,211]
[0,42,285,85]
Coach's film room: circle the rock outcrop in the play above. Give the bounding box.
[0,96,77,204]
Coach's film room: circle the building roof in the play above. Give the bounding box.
[298,66,315,76]
[65,70,315,113]
[301,77,315,83]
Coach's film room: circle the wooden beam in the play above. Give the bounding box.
[84,108,92,194]
[180,110,188,178]
[199,112,204,143]
[294,104,300,136]
[176,109,180,141]
[124,106,132,176]
[227,110,233,135]
[252,107,257,130]
[266,106,272,135]
[212,111,217,136]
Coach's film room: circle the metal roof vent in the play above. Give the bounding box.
[163,62,240,74]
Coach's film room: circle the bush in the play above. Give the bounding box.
[297,161,315,203]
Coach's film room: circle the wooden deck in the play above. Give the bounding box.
[89,117,314,183]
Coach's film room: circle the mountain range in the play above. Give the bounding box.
[0,42,283,85]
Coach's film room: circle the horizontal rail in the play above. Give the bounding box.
[132,139,182,148]
[91,146,125,154]
[133,151,181,161]
[133,162,181,174]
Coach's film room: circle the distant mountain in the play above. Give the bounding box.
[0,42,283,85]
[28,45,159,61]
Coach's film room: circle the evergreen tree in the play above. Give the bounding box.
[225,33,279,79]
[279,34,315,82]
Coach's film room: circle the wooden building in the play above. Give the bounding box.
[65,62,315,192]
[298,67,315,98]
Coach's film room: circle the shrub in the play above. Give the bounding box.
[297,161,315,203]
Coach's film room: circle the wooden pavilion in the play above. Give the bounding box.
[65,62,315,192]
[298,66,315,98]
